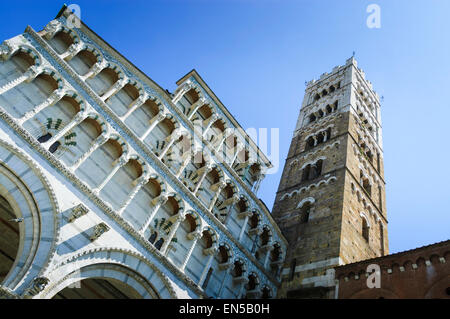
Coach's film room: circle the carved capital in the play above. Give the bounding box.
[24,66,42,83]
[187,230,202,241]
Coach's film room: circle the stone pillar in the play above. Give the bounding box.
[0,65,42,95]
[61,42,83,60]
[140,112,166,141]
[83,60,108,79]
[42,112,87,150]
[238,211,253,241]
[117,173,150,214]
[263,246,274,269]
[158,129,184,159]
[180,231,202,271]
[160,214,184,255]
[202,113,219,138]
[208,181,226,211]
[176,153,192,178]
[101,78,127,101]
[92,154,128,194]
[231,143,244,166]
[18,88,66,124]
[187,97,207,119]
[198,245,218,286]
[172,82,193,105]
[217,265,231,298]
[140,194,169,233]
[120,94,148,121]
[193,165,211,195]
[70,133,109,171]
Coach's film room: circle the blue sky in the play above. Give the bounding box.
[0,0,448,254]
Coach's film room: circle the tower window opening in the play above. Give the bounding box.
[301,165,311,182]
[362,218,369,242]
[300,203,311,224]
[305,137,315,151]
[309,114,316,123]
[360,171,372,195]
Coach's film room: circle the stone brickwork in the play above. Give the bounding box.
[273,57,387,298]
[335,240,450,299]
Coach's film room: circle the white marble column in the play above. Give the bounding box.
[18,88,66,124]
[120,94,148,121]
[140,112,166,141]
[238,211,253,241]
[198,245,218,286]
[83,60,108,79]
[0,65,41,95]
[160,214,184,255]
[92,154,128,194]
[172,82,193,105]
[176,153,192,178]
[140,194,169,233]
[42,111,87,150]
[101,78,127,101]
[158,129,184,159]
[61,42,83,60]
[180,231,202,271]
[217,265,231,298]
[208,181,226,211]
[263,246,274,268]
[193,165,211,195]
[117,173,150,214]
[202,113,219,138]
[187,97,207,119]
[70,133,109,171]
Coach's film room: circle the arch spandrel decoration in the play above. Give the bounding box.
[0,140,60,294]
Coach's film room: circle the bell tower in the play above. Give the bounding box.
[272,58,388,298]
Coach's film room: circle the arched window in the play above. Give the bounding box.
[305,136,315,151]
[360,171,372,195]
[149,231,157,244]
[154,237,164,250]
[379,222,385,255]
[300,202,311,224]
[362,218,369,242]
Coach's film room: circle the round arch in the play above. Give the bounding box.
[0,140,59,293]
[39,248,177,299]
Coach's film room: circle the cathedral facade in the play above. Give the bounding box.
[0,6,287,299]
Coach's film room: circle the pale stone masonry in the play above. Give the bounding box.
[272,57,388,299]
[0,6,287,299]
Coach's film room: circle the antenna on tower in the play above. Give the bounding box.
[352,51,356,57]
